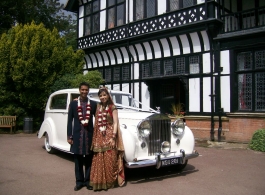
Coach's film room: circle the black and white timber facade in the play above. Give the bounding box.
[64,0,265,142]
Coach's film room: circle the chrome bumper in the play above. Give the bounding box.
[125,149,199,169]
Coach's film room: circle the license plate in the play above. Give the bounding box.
[161,158,179,167]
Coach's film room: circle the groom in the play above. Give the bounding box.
[67,82,97,191]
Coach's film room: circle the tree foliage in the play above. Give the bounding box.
[51,71,105,92]
[249,129,265,152]
[0,22,84,128]
[0,0,77,49]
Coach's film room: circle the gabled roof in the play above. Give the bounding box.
[63,0,78,13]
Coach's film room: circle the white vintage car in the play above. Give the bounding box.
[38,88,198,170]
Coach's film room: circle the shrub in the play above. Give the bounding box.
[249,129,265,152]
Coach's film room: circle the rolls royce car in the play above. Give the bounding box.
[38,88,199,170]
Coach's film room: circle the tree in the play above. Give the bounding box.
[0,22,84,128]
[0,0,77,49]
[50,71,105,92]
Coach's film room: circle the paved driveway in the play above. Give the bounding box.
[0,134,264,195]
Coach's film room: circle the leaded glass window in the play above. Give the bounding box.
[136,0,144,20]
[189,56,200,74]
[107,0,125,29]
[183,0,194,8]
[255,50,265,69]
[84,0,100,35]
[113,67,120,81]
[147,0,156,18]
[105,68,112,82]
[169,0,179,11]
[256,72,265,111]
[236,50,265,111]
[176,57,185,75]
[164,59,173,76]
[238,74,252,110]
[122,65,130,81]
[152,61,161,77]
[142,63,151,78]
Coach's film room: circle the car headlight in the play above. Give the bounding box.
[171,119,185,136]
[161,141,170,153]
[137,119,151,137]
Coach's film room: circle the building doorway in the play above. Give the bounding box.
[146,78,186,115]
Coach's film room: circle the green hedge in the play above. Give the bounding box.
[249,129,265,152]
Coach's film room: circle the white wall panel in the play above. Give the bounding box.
[95,52,103,67]
[200,30,210,51]
[221,76,230,112]
[189,78,200,112]
[122,83,129,93]
[157,1,167,15]
[134,82,140,107]
[169,36,180,56]
[190,32,201,53]
[179,34,190,54]
[133,63,139,79]
[121,47,129,63]
[143,42,153,60]
[79,18,84,38]
[203,77,211,112]
[101,0,106,9]
[129,45,137,61]
[151,40,162,58]
[85,55,92,68]
[129,0,133,23]
[100,10,106,32]
[89,53,97,68]
[107,50,115,65]
[203,53,211,73]
[135,44,145,61]
[220,50,230,74]
[141,82,150,111]
[160,38,170,57]
[79,6,84,18]
[114,48,122,64]
[101,51,109,65]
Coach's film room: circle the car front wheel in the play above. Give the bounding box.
[44,133,56,154]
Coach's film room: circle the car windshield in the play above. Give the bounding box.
[89,92,135,107]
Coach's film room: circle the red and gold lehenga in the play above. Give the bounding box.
[90,104,125,191]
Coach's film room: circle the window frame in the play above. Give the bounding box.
[233,49,265,112]
[106,0,126,29]
[134,0,158,21]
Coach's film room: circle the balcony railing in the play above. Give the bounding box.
[220,6,265,33]
[77,3,207,49]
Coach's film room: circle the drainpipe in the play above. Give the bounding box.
[210,50,215,141]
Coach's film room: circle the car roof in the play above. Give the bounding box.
[51,88,132,96]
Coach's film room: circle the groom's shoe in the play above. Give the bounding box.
[74,184,83,191]
[87,185,93,190]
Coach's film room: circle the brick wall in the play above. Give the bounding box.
[183,113,265,143]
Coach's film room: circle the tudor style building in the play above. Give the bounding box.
[64,0,265,142]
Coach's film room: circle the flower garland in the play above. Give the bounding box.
[98,104,109,132]
[77,97,91,126]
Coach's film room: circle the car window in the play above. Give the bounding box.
[50,94,68,110]
[111,93,133,107]
[89,93,99,100]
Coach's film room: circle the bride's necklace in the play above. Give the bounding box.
[98,104,109,132]
[77,97,91,126]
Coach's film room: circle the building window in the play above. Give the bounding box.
[237,50,265,111]
[142,62,151,78]
[122,65,130,81]
[176,57,185,75]
[152,61,161,77]
[113,67,120,81]
[189,56,200,74]
[84,0,100,36]
[135,0,157,21]
[164,59,174,76]
[167,0,197,11]
[107,0,125,29]
[105,68,112,82]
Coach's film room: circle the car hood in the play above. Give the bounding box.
[118,109,155,120]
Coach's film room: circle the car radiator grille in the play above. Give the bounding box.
[148,118,171,156]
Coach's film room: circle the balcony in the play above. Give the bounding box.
[220,6,265,33]
[77,3,208,50]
